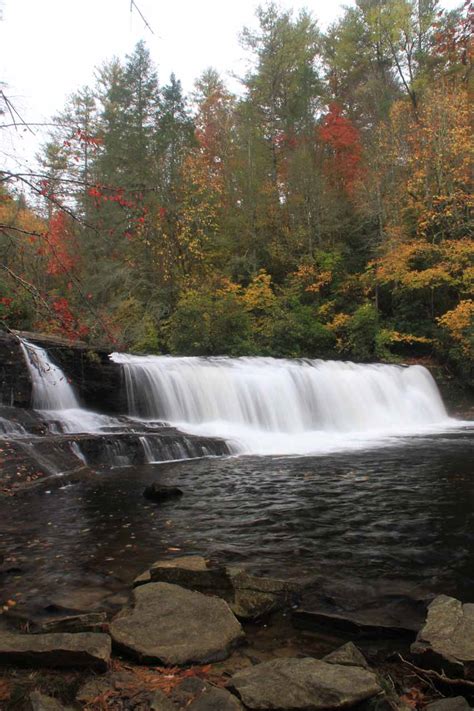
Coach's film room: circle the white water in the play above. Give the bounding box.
[18,340,461,457]
[21,341,79,410]
[110,354,454,455]
[20,340,125,434]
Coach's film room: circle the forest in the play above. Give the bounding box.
[0,0,472,386]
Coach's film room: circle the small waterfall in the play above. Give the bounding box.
[0,416,26,437]
[111,354,451,455]
[20,340,79,410]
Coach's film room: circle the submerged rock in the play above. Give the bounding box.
[228,657,382,710]
[143,483,184,502]
[323,641,370,669]
[0,631,111,670]
[110,582,244,665]
[411,595,474,679]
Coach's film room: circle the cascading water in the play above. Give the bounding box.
[111,354,452,455]
[20,339,122,434]
[20,340,79,410]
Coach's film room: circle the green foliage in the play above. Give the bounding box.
[2,4,471,390]
[168,289,252,356]
[346,303,379,361]
[269,301,336,358]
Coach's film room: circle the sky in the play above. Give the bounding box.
[0,0,462,171]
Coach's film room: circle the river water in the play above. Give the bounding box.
[1,426,473,617]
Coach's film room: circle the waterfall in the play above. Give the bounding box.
[111,354,452,455]
[20,340,79,410]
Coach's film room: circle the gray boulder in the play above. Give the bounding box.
[0,631,110,670]
[228,657,382,710]
[411,595,474,679]
[323,641,369,669]
[110,582,244,665]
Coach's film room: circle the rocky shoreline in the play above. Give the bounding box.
[1,555,474,710]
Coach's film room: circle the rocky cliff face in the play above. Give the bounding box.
[0,332,32,408]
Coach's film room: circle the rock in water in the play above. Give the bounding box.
[143,484,184,502]
[110,582,244,665]
[0,631,110,670]
[229,657,382,710]
[133,555,210,587]
[411,595,474,679]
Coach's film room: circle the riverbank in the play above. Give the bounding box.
[1,556,474,710]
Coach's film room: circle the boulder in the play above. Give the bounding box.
[411,595,474,679]
[110,582,244,665]
[426,698,471,711]
[228,657,382,710]
[29,691,73,711]
[143,484,184,502]
[323,641,369,669]
[0,631,111,670]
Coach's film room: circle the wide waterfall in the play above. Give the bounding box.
[111,354,451,455]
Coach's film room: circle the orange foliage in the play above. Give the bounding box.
[319,103,363,195]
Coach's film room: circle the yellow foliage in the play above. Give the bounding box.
[437,300,474,357]
[241,270,276,313]
[292,263,332,293]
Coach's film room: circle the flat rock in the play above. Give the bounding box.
[110,582,244,665]
[135,555,215,588]
[229,657,382,710]
[426,698,471,711]
[150,560,231,593]
[31,611,107,634]
[0,631,111,670]
[411,595,474,679]
[29,692,73,711]
[323,642,369,669]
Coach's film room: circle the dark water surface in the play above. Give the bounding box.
[1,427,473,615]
